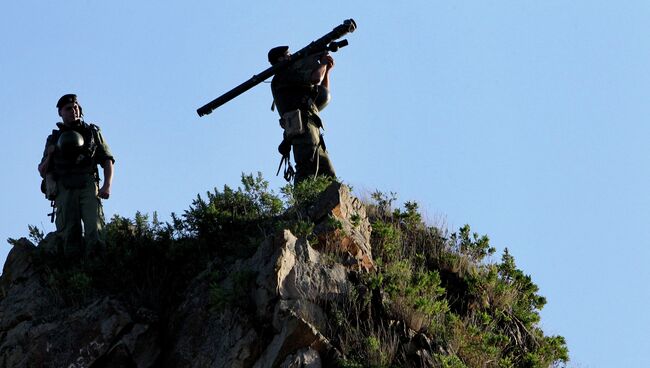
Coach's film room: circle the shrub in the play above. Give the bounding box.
[327,191,570,367]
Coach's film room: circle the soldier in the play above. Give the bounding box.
[269,46,337,184]
[38,94,115,257]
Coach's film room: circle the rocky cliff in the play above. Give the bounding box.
[0,179,568,367]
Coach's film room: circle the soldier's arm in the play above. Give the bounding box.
[98,159,113,199]
[311,54,335,88]
[92,127,115,199]
[38,139,55,178]
[93,126,115,163]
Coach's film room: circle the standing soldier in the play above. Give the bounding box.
[38,94,115,257]
[269,46,337,184]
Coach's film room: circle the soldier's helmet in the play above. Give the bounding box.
[57,130,85,156]
[268,46,289,65]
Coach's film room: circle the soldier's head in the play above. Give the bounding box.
[268,46,290,65]
[57,94,83,124]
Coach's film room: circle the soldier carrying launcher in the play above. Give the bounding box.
[196,19,357,184]
[268,45,336,183]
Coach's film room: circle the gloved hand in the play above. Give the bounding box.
[278,139,291,156]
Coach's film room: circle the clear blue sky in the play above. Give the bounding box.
[2,1,648,366]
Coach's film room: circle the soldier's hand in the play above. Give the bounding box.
[98,185,111,199]
[321,54,334,70]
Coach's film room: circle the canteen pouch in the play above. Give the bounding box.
[280,109,304,138]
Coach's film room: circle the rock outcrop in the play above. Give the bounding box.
[308,182,374,272]
[0,182,372,367]
[0,238,161,368]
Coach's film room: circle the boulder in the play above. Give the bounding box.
[0,239,161,367]
[1,238,37,289]
[165,228,348,367]
[0,297,150,367]
[279,347,322,368]
[0,239,54,335]
[307,182,374,271]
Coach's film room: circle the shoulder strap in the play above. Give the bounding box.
[48,129,60,145]
[84,123,98,153]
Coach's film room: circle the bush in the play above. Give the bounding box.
[36,173,284,311]
[327,191,569,367]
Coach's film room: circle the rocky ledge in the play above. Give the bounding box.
[0,182,373,367]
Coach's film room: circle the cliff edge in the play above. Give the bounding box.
[0,177,568,367]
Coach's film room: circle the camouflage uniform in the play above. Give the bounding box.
[271,55,336,184]
[41,121,114,257]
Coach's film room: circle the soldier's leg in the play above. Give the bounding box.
[292,144,336,184]
[292,118,338,183]
[80,180,105,256]
[55,184,83,257]
[316,146,336,178]
[292,143,318,184]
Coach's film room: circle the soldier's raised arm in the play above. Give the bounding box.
[313,54,335,89]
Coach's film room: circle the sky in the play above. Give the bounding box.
[1,1,649,366]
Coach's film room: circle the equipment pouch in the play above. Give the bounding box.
[43,173,58,200]
[280,109,304,138]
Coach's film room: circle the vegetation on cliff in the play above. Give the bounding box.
[332,191,568,367]
[19,173,568,367]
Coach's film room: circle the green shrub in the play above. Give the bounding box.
[183,172,283,238]
[334,192,571,367]
[281,176,335,210]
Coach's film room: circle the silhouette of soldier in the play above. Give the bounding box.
[269,46,336,184]
[38,94,115,257]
